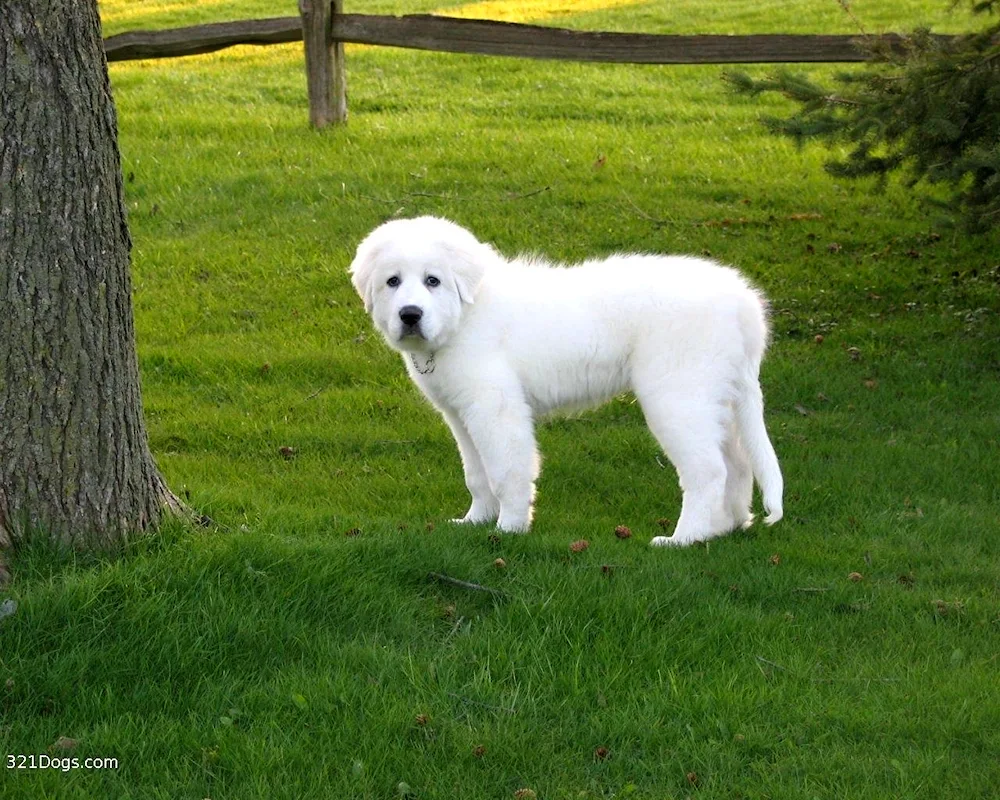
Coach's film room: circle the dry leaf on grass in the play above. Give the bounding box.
[51,737,78,751]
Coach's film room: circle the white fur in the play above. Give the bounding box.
[349,216,783,546]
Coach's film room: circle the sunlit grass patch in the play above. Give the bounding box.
[436,0,648,23]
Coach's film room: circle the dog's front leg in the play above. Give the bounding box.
[458,396,538,533]
[439,408,500,525]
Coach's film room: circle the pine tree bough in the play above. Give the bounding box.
[722,3,1000,231]
[1,1,182,548]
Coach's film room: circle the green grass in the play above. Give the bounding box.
[3,0,1000,797]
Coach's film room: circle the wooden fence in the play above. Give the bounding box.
[103,4,939,127]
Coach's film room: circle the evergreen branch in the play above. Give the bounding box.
[724,2,1000,231]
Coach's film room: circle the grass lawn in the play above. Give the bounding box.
[2,0,999,797]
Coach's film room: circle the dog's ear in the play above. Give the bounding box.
[447,241,498,306]
[348,238,381,314]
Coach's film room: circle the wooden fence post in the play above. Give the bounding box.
[300,0,346,126]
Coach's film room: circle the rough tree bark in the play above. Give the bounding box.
[0,0,181,550]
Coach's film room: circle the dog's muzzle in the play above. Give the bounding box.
[398,305,424,337]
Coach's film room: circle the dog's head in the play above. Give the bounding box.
[349,216,499,353]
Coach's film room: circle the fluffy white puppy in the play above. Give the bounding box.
[349,216,783,546]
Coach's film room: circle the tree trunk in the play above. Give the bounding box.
[0,0,181,549]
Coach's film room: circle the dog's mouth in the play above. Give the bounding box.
[399,325,426,340]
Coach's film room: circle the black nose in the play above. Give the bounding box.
[399,305,423,326]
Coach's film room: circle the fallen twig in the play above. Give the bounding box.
[506,185,550,200]
[756,655,793,673]
[428,572,504,597]
[622,192,677,226]
[289,380,337,409]
[441,616,468,645]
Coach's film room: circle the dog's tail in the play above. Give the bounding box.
[735,292,783,525]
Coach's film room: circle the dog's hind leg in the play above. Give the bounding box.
[635,385,732,547]
[722,415,754,531]
[440,408,500,525]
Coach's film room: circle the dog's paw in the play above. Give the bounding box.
[496,526,529,535]
[450,515,494,526]
[452,503,499,525]
[496,519,530,534]
[650,535,696,547]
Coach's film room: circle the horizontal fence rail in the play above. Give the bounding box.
[331,15,903,63]
[105,17,302,62]
[103,13,939,64]
[103,11,954,126]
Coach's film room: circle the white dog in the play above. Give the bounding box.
[349,216,783,546]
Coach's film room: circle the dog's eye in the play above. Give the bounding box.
[425,275,440,288]
[386,276,400,288]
